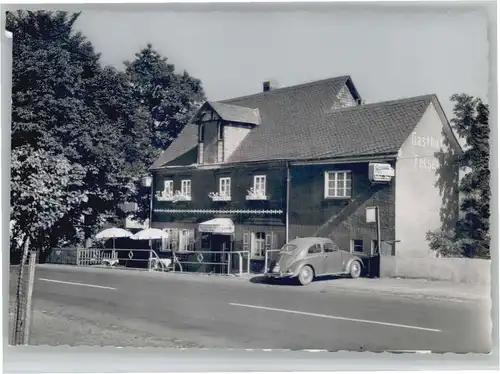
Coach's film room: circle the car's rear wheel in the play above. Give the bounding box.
[298,265,314,286]
[349,261,362,279]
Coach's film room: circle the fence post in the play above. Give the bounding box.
[23,251,36,345]
[76,248,80,266]
[247,252,250,274]
[148,249,152,271]
[264,250,268,274]
[227,254,231,275]
[239,253,243,276]
[12,237,30,345]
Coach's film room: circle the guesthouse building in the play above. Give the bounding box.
[149,76,462,274]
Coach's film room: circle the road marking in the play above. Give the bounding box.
[38,278,117,290]
[229,302,441,332]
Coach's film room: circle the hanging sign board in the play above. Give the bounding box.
[366,207,377,223]
[369,162,395,183]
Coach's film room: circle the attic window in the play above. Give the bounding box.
[218,122,224,141]
[199,124,205,142]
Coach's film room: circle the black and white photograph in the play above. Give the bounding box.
[4,1,495,357]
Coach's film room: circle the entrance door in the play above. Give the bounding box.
[210,234,231,273]
[323,241,343,275]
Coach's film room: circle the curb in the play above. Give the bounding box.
[318,284,488,303]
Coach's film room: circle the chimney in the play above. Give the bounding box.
[263,79,279,92]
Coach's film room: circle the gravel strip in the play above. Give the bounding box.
[8,299,204,348]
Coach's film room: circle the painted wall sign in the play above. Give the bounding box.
[368,162,395,183]
[411,132,444,150]
[414,156,439,171]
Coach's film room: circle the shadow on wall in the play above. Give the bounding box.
[313,183,384,238]
[433,128,460,234]
[425,128,462,258]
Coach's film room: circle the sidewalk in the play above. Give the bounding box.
[169,270,491,302]
[310,276,491,302]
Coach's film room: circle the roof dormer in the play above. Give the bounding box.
[331,76,364,110]
[191,101,261,165]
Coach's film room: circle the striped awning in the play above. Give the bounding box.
[198,218,235,234]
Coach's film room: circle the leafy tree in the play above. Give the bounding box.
[427,94,490,258]
[8,10,101,152]
[7,10,153,254]
[124,44,206,221]
[10,146,87,260]
[426,229,464,258]
[8,12,207,259]
[125,43,205,150]
[451,94,490,258]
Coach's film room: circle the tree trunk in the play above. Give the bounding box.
[85,237,92,249]
[23,251,37,345]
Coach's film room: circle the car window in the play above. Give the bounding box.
[308,244,322,254]
[324,242,339,252]
[280,244,297,253]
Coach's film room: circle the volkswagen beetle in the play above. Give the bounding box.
[265,237,368,285]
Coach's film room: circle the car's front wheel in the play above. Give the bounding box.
[349,260,362,279]
[297,265,314,286]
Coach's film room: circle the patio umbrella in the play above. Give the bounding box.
[95,227,133,249]
[131,228,169,241]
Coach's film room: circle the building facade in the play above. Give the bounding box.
[150,75,462,273]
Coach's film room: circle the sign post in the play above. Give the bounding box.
[376,206,381,256]
[366,206,381,278]
[366,206,381,255]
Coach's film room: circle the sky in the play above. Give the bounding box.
[73,5,490,120]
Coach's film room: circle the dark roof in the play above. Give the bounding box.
[150,124,198,169]
[151,75,436,169]
[207,101,261,125]
[228,94,434,162]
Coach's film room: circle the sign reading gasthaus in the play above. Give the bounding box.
[369,162,395,183]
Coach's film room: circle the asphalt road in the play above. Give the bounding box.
[10,266,492,353]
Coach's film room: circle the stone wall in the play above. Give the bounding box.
[380,255,491,284]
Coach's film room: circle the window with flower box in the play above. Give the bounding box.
[181,179,192,200]
[246,175,267,200]
[156,180,174,201]
[219,177,231,196]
